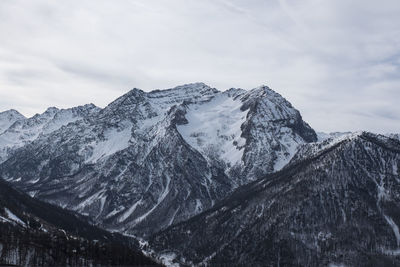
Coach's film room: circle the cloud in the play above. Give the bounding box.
[0,0,399,133]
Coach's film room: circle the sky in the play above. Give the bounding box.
[0,0,399,133]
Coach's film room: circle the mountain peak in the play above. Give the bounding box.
[126,87,146,96]
[45,106,59,111]
[0,109,25,117]
[43,106,59,116]
[82,103,98,109]
[248,85,286,100]
[223,88,246,98]
[106,88,146,107]
[0,109,26,134]
[171,82,211,89]
[151,82,218,95]
[70,103,100,114]
[0,109,25,122]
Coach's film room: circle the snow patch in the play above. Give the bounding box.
[98,195,107,217]
[105,207,124,219]
[273,128,301,171]
[177,93,248,166]
[118,199,142,223]
[133,174,171,225]
[159,252,179,267]
[77,190,105,211]
[28,178,40,184]
[194,199,203,213]
[5,208,26,227]
[86,123,132,163]
[28,191,38,197]
[0,215,12,224]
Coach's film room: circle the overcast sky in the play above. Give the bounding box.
[0,0,399,133]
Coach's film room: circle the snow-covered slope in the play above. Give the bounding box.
[177,91,248,168]
[0,104,100,162]
[0,109,25,134]
[0,83,317,236]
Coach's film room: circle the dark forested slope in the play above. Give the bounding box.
[0,179,159,266]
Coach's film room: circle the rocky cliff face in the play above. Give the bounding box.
[0,83,316,236]
[150,132,400,266]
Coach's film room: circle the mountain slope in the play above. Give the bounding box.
[149,132,400,266]
[0,109,25,134]
[0,104,100,162]
[0,179,159,266]
[0,83,316,236]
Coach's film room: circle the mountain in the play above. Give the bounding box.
[0,179,159,266]
[0,83,316,236]
[2,83,400,266]
[0,109,25,134]
[149,132,400,266]
[0,104,100,162]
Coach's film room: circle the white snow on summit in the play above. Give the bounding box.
[177,92,248,166]
[0,105,99,163]
[0,109,25,134]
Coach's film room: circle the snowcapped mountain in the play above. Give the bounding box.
[0,83,316,236]
[2,82,400,266]
[0,104,100,162]
[0,109,25,134]
[150,132,400,266]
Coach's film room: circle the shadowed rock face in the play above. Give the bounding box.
[0,83,316,236]
[150,133,400,266]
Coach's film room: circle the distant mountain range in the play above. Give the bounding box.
[1,83,399,266]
